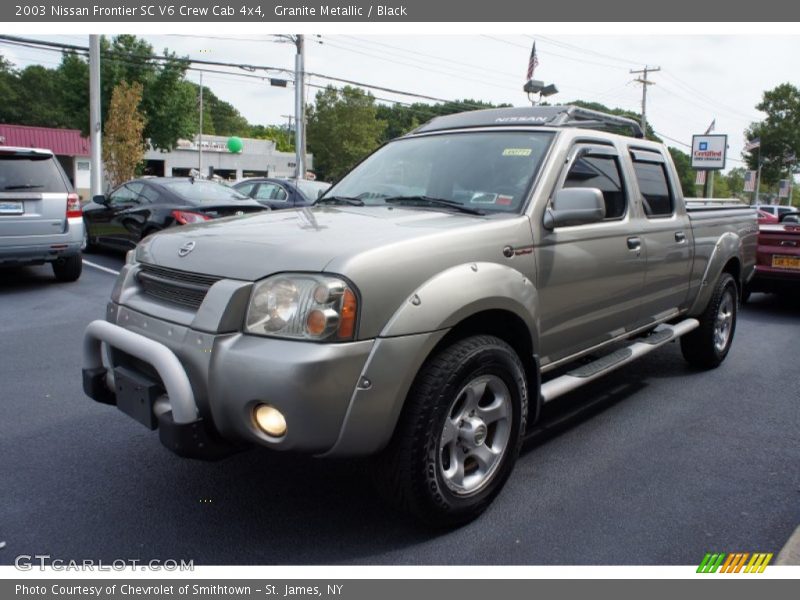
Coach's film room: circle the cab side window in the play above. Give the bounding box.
[633,161,674,218]
[563,155,626,220]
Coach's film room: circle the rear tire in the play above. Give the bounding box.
[681,272,737,369]
[373,335,528,527]
[52,253,82,282]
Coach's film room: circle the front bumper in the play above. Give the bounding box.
[83,303,377,458]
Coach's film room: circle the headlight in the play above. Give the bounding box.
[245,274,358,341]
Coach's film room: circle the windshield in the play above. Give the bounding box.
[325,131,554,213]
[161,179,251,203]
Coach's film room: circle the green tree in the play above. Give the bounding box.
[667,147,696,198]
[0,55,21,124]
[250,124,294,152]
[307,86,387,181]
[724,167,746,198]
[103,81,147,187]
[56,51,90,131]
[100,35,196,150]
[744,83,800,187]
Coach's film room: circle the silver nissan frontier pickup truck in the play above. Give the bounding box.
[83,106,757,525]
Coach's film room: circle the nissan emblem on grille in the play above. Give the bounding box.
[178,241,196,257]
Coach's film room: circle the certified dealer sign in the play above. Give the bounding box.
[691,134,728,170]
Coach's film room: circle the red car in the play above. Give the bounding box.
[756,209,779,224]
[745,211,800,300]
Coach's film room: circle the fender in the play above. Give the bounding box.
[323,261,540,457]
[379,261,540,348]
[688,231,741,316]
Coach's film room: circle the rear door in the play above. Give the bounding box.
[536,143,647,365]
[0,151,70,239]
[628,149,694,317]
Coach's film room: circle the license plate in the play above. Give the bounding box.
[772,255,800,270]
[114,366,163,430]
[0,201,23,215]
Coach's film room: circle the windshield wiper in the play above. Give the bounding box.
[383,195,485,216]
[315,195,365,206]
[3,184,44,190]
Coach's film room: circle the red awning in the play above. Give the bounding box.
[0,124,90,157]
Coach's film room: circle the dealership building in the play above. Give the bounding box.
[0,124,312,199]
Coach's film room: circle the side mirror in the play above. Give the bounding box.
[93,194,108,205]
[544,188,606,229]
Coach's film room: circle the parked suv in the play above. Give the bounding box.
[0,147,83,281]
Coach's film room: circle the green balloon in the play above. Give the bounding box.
[227,137,243,153]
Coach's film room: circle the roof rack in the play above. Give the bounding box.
[413,105,644,138]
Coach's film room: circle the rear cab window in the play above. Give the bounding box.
[630,149,675,218]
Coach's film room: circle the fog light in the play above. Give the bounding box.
[253,404,287,437]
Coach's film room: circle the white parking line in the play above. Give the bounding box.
[83,260,121,276]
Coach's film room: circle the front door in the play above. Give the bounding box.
[536,144,647,366]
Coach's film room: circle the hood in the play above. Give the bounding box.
[135,206,489,280]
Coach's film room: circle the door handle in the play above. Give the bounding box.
[674,231,686,243]
[627,237,641,251]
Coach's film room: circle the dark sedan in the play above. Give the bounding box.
[233,177,331,210]
[83,177,266,252]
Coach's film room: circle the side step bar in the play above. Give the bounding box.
[540,318,699,404]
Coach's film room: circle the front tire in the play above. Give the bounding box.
[52,253,82,282]
[80,220,97,253]
[374,335,528,527]
[681,272,737,369]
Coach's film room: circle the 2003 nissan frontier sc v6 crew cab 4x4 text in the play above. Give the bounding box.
[82,106,757,526]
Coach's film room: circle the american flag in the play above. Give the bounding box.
[526,41,539,80]
[743,170,757,192]
[695,171,706,186]
[779,179,791,198]
[744,137,761,152]
[704,119,716,134]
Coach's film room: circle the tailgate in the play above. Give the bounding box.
[0,192,67,237]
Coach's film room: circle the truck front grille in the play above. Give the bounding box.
[136,264,220,309]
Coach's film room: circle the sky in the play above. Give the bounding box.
[2,33,799,173]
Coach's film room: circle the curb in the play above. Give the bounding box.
[776,525,800,565]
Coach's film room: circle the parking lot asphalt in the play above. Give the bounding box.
[1,252,798,565]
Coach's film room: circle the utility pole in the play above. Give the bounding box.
[754,145,762,204]
[198,72,204,177]
[630,66,660,137]
[88,35,102,198]
[293,34,305,180]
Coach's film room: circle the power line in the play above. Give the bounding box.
[481,35,631,71]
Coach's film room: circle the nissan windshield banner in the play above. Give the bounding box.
[3,0,800,21]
